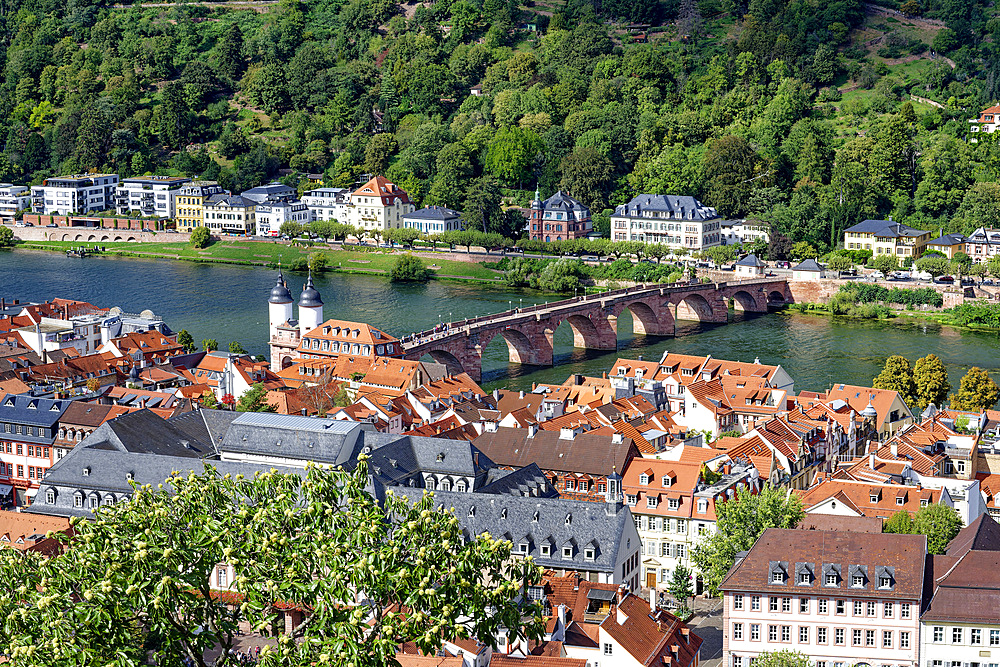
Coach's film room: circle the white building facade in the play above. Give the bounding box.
[114,176,191,219]
[255,200,311,236]
[0,184,30,222]
[611,194,722,250]
[302,188,350,223]
[31,174,119,215]
[722,529,925,667]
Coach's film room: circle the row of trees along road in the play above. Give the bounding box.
[0,459,543,667]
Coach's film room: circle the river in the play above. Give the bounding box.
[3,249,999,395]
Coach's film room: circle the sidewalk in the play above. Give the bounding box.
[689,596,724,667]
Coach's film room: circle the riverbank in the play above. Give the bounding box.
[15,239,506,284]
[788,300,1000,332]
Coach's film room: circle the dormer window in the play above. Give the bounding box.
[852,574,864,587]
[584,548,595,561]
[639,473,650,485]
[565,513,572,526]
[662,475,672,487]
[540,543,551,557]
[920,499,929,507]
[82,467,90,477]
[647,496,658,508]
[880,576,891,587]
[798,572,810,584]
[772,572,785,584]
[697,499,708,513]
[895,496,904,505]
[668,498,679,510]
[562,546,573,559]
[871,494,878,503]
[469,506,475,517]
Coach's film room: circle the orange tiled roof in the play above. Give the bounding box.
[796,477,940,519]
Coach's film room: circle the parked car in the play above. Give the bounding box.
[913,270,933,281]
[961,277,974,286]
[775,261,791,269]
[14,222,24,227]
[983,279,996,286]
[23,222,33,226]
[868,271,885,280]
[46,223,58,228]
[935,275,955,284]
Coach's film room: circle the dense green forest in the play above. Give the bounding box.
[2,0,1000,250]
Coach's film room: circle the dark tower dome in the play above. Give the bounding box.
[269,270,293,304]
[298,271,324,308]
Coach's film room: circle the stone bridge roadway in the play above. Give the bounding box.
[401,278,792,381]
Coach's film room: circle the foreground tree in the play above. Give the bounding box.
[202,338,219,352]
[872,355,916,406]
[949,366,1000,412]
[0,460,543,667]
[668,564,694,608]
[882,510,914,534]
[177,329,196,353]
[692,484,803,596]
[914,503,963,554]
[913,353,950,410]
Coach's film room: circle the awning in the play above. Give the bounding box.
[0,484,12,496]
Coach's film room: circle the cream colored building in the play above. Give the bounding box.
[843,219,931,259]
[203,194,256,235]
[347,175,414,233]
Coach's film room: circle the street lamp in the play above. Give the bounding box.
[509,300,513,312]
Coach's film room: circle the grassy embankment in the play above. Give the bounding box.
[17,239,505,283]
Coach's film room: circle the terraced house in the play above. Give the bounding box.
[0,394,70,508]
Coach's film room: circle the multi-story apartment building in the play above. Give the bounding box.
[623,457,759,593]
[843,219,931,259]
[968,104,1000,142]
[611,194,721,249]
[721,219,770,246]
[302,187,350,222]
[114,175,191,219]
[175,181,225,232]
[528,190,593,242]
[255,199,311,236]
[0,183,30,222]
[30,173,119,215]
[403,205,465,234]
[241,181,296,204]
[0,394,71,507]
[965,227,1000,264]
[348,175,414,232]
[722,528,925,667]
[203,194,256,235]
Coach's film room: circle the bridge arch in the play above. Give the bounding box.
[484,328,536,366]
[552,313,616,350]
[424,348,468,376]
[613,299,673,337]
[100,235,110,242]
[60,233,70,241]
[768,290,788,306]
[731,289,765,312]
[675,293,715,322]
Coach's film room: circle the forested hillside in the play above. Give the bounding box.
[2,0,999,249]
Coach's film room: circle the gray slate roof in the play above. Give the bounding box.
[792,258,824,272]
[404,205,463,221]
[168,408,240,451]
[927,233,967,246]
[30,448,303,518]
[614,194,718,221]
[844,219,927,238]
[735,254,765,267]
[206,194,257,208]
[478,463,558,497]
[217,412,369,466]
[0,394,71,444]
[391,487,633,574]
[83,409,214,458]
[538,191,589,216]
[240,182,296,203]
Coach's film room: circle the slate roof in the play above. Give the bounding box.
[0,393,71,432]
[240,181,296,203]
[168,408,240,451]
[478,463,558,497]
[844,219,928,238]
[792,258,824,272]
[29,449,304,518]
[206,194,257,208]
[404,205,462,221]
[614,194,718,221]
[539,191,589,215]
[735,254,765,267]
[927,233,967,246]
[719,528,926,600]
[217,412,369,466]
[81,408,214,458]
[392,487,634,575]
[356,432,495,488]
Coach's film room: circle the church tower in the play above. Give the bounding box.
[268,269,293,341]
[298,270,324,336]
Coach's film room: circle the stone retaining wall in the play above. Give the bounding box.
[8,225,191,244]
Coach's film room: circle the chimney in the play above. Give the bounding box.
[869,451,875,469]
[638,355,643,362]
[557,603,567,627]
[528,424,538,438]
[519,390,525,399]
[559,427,576,440]
[612,432,624,444]
[681,627,690,643]
[573,573,580,591]
[301,408,307,416]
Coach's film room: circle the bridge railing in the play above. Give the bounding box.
[401,277,787,348]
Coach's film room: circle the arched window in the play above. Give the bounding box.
[73,491,84,508]
[89,494,100,509]
[441,479,452,492]
[45,488,56,504]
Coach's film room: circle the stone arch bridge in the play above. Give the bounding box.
[402,278,792,381]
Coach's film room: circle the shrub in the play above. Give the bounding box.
[190,226,211,248]
[389,253,430,282]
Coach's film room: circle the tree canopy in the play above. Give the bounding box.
[691,484,804,596]
[0,460,543,667]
